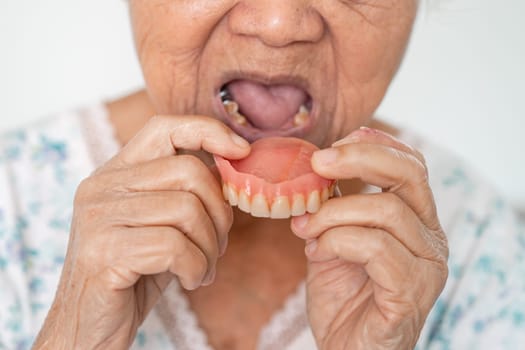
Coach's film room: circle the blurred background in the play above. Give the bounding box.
[1,0,524,209]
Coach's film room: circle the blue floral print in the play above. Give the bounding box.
[0,107,524,349]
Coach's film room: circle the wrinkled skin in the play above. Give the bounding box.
[33,1,449,349]
[130,0,417,146]
[292,127,448,349]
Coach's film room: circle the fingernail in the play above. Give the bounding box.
[292,214,310,231]
[230,133,249,148]
[202,267,216,286]
[219,235,228,257]
[332,135,360,147]
[313,148,338,166]
[359,126,377,134]
[305,239,318,255]
[359,126,392,139]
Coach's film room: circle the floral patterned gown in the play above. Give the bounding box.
[0,105,524,349]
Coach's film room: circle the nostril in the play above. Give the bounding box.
[227,2,325,47]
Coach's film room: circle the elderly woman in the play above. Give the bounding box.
[1,1,524,349]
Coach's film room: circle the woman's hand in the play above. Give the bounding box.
[33,115,250,350]
[291,127,448,350]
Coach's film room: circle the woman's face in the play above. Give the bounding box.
[130,0,417,146]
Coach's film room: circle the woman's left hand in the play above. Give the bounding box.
[291,127,449,350]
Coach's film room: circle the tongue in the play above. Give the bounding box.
[227,80,308,130]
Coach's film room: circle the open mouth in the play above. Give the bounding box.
[218,79,314,141]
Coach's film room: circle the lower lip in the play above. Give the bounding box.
[213,94,316,143]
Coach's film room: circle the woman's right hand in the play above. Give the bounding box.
[32,115,250,350]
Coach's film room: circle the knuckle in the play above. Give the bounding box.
[441,235,450,260]
[148,114,169,129]
[197,114,226,130]
[369,230,390,258]
[162,228,182,253]
[75,170,120,204]
[166,230,187,262]
[184,246,208,284]
[74,177,97,204]
[379,193,405,223]
[427,226,449,259]
[75,187,121,225]
[176,154,208,178]
[157,156,194,186]
[174,192,204,220]
[170,236,200,273]
[165,156,220,199]
[195,250,209,277]
[325,231,342,256]
[415,149,428,168]
[174,116,220,142]
[410,156,429,185]
[169,193,217,242]
[139,115,171,144]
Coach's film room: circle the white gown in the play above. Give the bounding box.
[0,104,524,349]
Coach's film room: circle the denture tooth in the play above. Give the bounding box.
[270,196,291,219]
[306,190,321,213]
[238,191,251,213]
[222,183,229,201]
[223,100,239,115]
[291,194,306,216]
[321,187,330,202]
[293,104,309,127]
[226,184,239,206]
[251,194,270,218]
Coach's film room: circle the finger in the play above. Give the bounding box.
[311,142,439,229]
[96,226,209,291]
[137,272,174,317]
[306,226,416,293]
[291,193,444,259]
[112,115,250,166]
[332,126,426,167]
[92,155,232,251]
[99,191,220,279]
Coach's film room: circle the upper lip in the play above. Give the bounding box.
[216,70,313,98]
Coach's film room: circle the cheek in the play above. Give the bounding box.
[139,43,201,114]
[332,4,416,120]
[130,1,227,114]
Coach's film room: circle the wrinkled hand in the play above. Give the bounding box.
[291,127,448,350]
[33,116,250,350]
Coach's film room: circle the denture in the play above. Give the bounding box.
[214,137,336,219]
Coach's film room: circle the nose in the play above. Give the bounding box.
[228,1,325,47]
